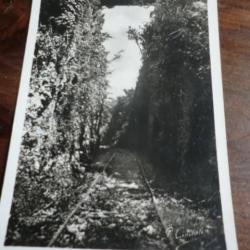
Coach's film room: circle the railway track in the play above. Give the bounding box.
[132,153,218,250]
[48,153,117,247]
[48,149,218,249]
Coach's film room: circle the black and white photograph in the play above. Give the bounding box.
[0,0,238,249]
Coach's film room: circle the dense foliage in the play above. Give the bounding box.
[110,0,219,199]
[6,0,110,245]
[6,0,225,248]
[103,89,134,146]
[101,0,155,7]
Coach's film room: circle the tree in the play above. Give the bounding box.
[6,0,111,245]
[122,0,218,199]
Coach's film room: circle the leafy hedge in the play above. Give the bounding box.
[6,0,109,245]
[123,0,220,199]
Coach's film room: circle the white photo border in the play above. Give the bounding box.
[0,0,238,249]
[0,0,42,247]
[208,1,238,249]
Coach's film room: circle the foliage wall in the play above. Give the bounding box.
[124,0,219,199]
[6,0,109,245]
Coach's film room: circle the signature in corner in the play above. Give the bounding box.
[165,226,208,240]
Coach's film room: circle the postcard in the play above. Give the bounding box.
[0,0,238,249]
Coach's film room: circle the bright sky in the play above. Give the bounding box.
[102,6,153,98]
